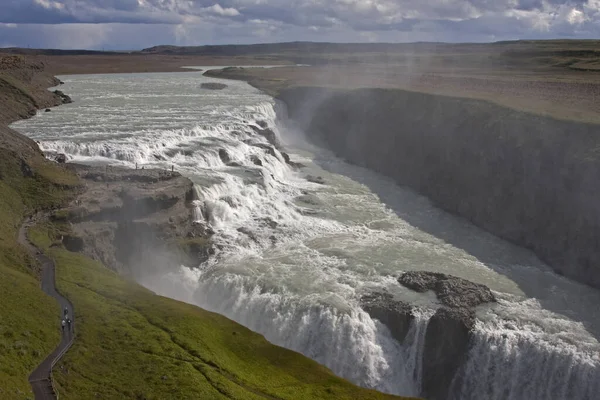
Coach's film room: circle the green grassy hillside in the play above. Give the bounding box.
[28,222,409,400]
[0,146,80,398]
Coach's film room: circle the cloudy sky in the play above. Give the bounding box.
[0,0,598,49]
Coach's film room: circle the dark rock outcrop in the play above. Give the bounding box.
[55,153,67,163]
[53,90,72,104]
[399,271,496,309]
[218,148,232,164]
[63,164,212,277]
[250,125,281,148]
[250,143,277,158]
[422,307,473,400]
[306,175,325,185]
[360,292,414,344]
[200,82,227,90]
[360,272,496,400]
[250,155,263,166]
[397,271,495,400]
[281,151,305,168]
[237,227,259,243]
[45,108,51,112]
[278,86,600,290]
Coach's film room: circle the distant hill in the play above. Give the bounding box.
[0,47,122,56]
[141,40,600,56]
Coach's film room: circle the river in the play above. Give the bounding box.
[11,70,600,399]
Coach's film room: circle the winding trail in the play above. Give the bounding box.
[20,217,75,400]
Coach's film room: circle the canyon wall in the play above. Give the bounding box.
[279,86,600,290]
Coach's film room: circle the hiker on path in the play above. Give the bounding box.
[66,318,72,332]
[61,319,66,332]
[64,307,68,317]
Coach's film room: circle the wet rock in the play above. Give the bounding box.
[258,128,280,148]
[218,148,232,164]
[250,155,263,166]
[360,292,414,344]
[251,143,277,158]
[60,164,211,276]
[55,153,67,164]
[45,108,51,112]
[398,271,495,400]
[200,82,227,90]
[299,209,318,216]
[281,151,304,168]
[221,196,237,208]
[422,307,474,400]
[153,154,166,161]
[227,162,242,167]
[398,271,496,309]
[250,125,280,148]
[256,120,269,129]
[261,218,278,229]
[53,90,72,104]
[297,194,321,206]
[237,227,258,243]
[306,175,325,185]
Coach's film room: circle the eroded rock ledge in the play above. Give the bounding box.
[398,271,496,309]
[361,272,496,400]
[57,164,212,278]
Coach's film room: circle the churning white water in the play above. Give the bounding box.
[12,70,600,399]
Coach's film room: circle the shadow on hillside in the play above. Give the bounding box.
[301,134,600,344]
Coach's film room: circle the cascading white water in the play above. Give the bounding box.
[454,298,600,400]
[12,71,600,399]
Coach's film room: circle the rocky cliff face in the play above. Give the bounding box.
[361,272,496,400]
[57,164,212,278]
[279,86,600,290]
[0,55,70,158]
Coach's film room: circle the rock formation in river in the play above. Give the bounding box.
[398,271,495,399]
[200,82,228,90]
[361,272,496,400]
[399,271,496,309]
[360,292,414,344]
[57,164,212,278]
[278,86,600,291]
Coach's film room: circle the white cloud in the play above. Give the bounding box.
[33,0,65,10]
[565,8,586,24]
[204,4,240,17]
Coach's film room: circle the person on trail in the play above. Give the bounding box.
[64,307,68,316]
[61,319,66,332]
[66,318,72,332]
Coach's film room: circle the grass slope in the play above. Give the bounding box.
[0,146,80,399]
[29,223,410,400]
